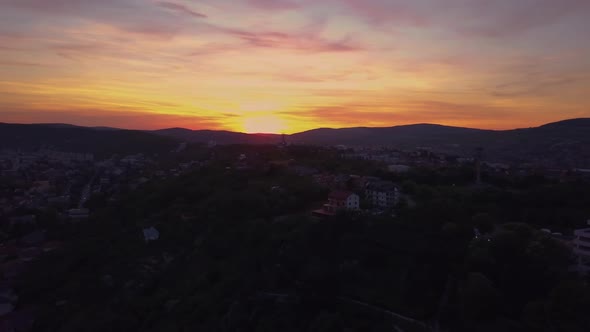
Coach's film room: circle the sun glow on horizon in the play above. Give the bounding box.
[242,114,287,134]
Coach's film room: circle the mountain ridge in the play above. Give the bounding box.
[152,118,590,167]
[1,118,590,166]
[0,122,177,157]
[6,118,588,136]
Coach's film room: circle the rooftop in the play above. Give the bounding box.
[329,190,355,200]
[366,181,397,192]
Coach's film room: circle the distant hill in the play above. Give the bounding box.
[33,123,119,131]
[154,128,280,145]
[289,124,493,147]
[152,118,590,167]
[492,118,590,167]
[0,123,178,158]
[289,119,590,166]
[2,118,589,166]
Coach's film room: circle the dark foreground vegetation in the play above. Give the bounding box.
[8,145,590,332]
[0,123,177,158]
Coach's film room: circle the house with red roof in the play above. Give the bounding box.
[314,191,360,217]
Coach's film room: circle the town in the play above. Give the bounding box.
[1,136,590,331]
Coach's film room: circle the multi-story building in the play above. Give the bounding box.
[365,181,399,208]
[573,221,590,275]
[68,208,90,220]
[324,191,360,214]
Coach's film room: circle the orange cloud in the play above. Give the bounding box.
[0,109,232,130]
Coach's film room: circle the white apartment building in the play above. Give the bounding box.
[573,220,590,275]
[365,181,399,208]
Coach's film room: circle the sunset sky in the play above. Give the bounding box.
[1,0,589,133]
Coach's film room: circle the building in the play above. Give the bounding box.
[326,191,360,213]
[31,181,51,194]
[68,208,89,220]
[143,227,160,243]
[314,191,360,217]
[9,215,36,227]
[288,165,319,177]
[48,195,70,207]
[365,181,399,208]
[312,173,350,190]
[387,164,411,173]
[573,221,590,275]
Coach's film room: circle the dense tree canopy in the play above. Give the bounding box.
[13,155,590,332]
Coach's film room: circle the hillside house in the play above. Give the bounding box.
[325,191,360,213]
[366,181,399,208]
[313,191,360,217]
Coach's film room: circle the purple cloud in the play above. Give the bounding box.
[338,0,432,27]
[0,0,190,38]
[0,60,48,67]
[454,0,590,38]
[0,109,232,130]
[492,76,582,97]
[280,99,518,128]
[156,1,207,18]
[338,0,590,38]
[246,0,299,10]
[221,28,361,53]
[0,0,127,15]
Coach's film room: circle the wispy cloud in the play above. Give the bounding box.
[280,99,524,129]
[156,1,207,18]
[223,28,361,52]
[0,109,233,130]
[246,0,300,10]
[0,60,49,67]
[339,0,590,38]
[492,76,581,98]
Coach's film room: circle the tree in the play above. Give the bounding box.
[460,273,500,323]
[472,213,495,234]
[309,312,344,332]
[523,281,590,332]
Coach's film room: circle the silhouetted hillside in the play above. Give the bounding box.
[3,118,590,166]
[290,124,493,147]
[152,118,590,166]
[154,128,280,145]
[493,118,590,167]
[0,123,178,158]
[307,119,589,166]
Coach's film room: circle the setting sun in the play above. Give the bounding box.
[242,115,286,134]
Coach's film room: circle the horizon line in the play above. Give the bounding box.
[1,117,589,135]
